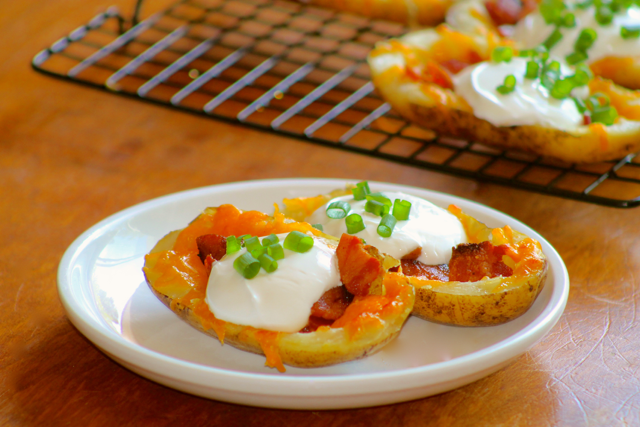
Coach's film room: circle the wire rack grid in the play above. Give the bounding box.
[32,0,640,207]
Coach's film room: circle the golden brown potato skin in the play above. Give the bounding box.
[295,0,452,26]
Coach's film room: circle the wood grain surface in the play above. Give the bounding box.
[2,0,639,425]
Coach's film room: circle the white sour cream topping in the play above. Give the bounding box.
[452,57,585,129]
[307,192,467,265]
[513,5,640,63]
[205,234,341,333]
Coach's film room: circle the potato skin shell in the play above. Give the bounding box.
[143,225,415,369]
[410,252,548,327]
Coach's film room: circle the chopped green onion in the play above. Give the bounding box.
[565,50,589,65]
[351,181,371,201]
[551,79,575,99]
[525,60,540,79]
[596,6,614,25]
[250,246,265,259]
[311,223,324,232]
[518,45,548,59]
[377,214,397,238]
[621,25,640,39]
[591,106,618,125]
[326,200,351,219]
[497,74,516,94]
[392,199,412,220]
[561,12,576,27]
[365,192,392,206]
[261,234,279,247]
[575,28,597,51]
[258,254,278,273]
[226,236,241,255]
[244,236,262,254]
[543,28,563,49]
[346,213,366,234]
[576,0,593,9]
[238,234,252,245]
[540,0,566,24]
[365,199,390,217]
[540,61,561,89]
[586,92,610,110]
[573,97,588,114]
[491,46,513,63]
[283,230,314,253]
[571,64,593,86]
[233,252,261,279]
[266,243,285,260]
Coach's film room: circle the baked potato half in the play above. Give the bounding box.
[368,26,640,163]
[143,204,414,372]
[290,184,547,326]
[407,205,547,326]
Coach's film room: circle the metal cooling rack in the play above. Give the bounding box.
[32,0,640,207]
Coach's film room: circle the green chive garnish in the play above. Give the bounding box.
[540,0,566,24]
[346,213,366,234]
[543,28,563,49]
[621,25,640,39]
[311,223,324,232]
[392,199,411,220]
[250,246,265,259]
[377,214,397,238]
[233,252,261,279]
[551,79,574,99]
[365,192,392,207]
[258,254,278,273]
[497,74,516,94]
[244,236,262,254]
[238,234,251,245]
[525,60,540,79]
[575,28,597,51]
[573,97,587,114]
[226,236,241,255]
[586,92,610,110]
[326,200,351,219]
[571,64,592,86]
[591,106,618,125]
[261,234,279,247]
[365,199,390,217]
[596,6,613,25]
[351,181,371,201]
[566,51,588,65]
[266,243,285,260]
[561,12,576,27]
[491,46,513,63]
[283,230,314,253]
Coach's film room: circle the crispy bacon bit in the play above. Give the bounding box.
[196,234,227,263]
[449,241,513,282]
[311,286,354,320]
[402,247,423,261]
[336,234,383,296]
[406,61,454,89]
[203,254,215,276]
[299,316,334,333]
[401,260,450,281]
[440,59,473,74]
[485,0,522,26]
[583,115,592,125]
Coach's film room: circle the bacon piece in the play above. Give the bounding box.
[311,286,353,320]
[336,234,383,296]
[485,0,522,26]
[196,234,227,263]
[402,247,422,261]
[449,241,513,282]
[401,260,450,281]
[299,316,334,333]
[203,254,215,276]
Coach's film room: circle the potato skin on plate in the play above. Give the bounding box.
[143,205,415,371]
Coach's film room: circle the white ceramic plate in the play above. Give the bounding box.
[58,178,569,409]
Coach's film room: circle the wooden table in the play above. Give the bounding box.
[2,0,639,425]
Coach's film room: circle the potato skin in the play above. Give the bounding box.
[410,259,547,326]
[143,211,415,370]
[368,28,640,164]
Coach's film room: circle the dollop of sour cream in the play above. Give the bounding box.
[306,192,467,265]
[452,57,585,129]
[205,234,340,333]
[513,4,640,63]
